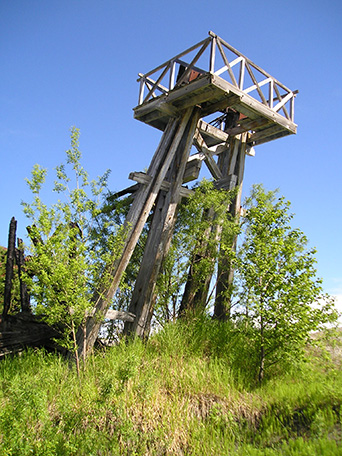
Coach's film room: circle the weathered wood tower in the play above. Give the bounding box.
[78,31,297,355]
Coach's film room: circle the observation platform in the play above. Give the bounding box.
[133,32,297,147]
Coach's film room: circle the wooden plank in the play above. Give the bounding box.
[169,60,176,90]
[272,91,293,114]
[244,77,272,95]
[105,310,136,322]
[171,86,224,112]
[248,124,287,143]
[129,171,193,197]
[198,119,229,143]
[214,56,244,77]
[249,129,292,146]
[199,93,242,118]
[225,116,271,136]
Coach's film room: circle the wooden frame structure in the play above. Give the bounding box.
[135,31,297,146]
[76,32,297,355]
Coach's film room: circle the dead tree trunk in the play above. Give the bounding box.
[3,217,17,318]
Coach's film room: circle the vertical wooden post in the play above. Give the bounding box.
[3,217,17,317]
[77,108,196,356]
[124,108,200,338]
[214,133,247,320]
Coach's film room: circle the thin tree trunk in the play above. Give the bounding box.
[258,315,265,384]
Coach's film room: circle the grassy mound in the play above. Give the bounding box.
[0,319,341,455]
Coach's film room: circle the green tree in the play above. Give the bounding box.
[154,180,237,324]
[233,185,338,383]
[22,127,124,372]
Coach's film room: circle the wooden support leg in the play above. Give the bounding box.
[124,108,200,338]
[76,107,196,357]
[214,134,247,320]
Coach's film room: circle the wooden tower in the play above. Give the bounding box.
[78,31,297,355]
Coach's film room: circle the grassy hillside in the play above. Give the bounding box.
[0,320,341,455]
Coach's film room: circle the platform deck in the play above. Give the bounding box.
[134,72,297,147]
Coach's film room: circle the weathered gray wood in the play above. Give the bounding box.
[0,313,60,357]
[3,217,17,317]
[183,157,202,183]
[77,108,196,357]
[105,310,136,322]
[225,117,271,136]
[193,132,223,180]
[214,134,247,320]
[198,119,229,143]
[129,171,193,197]
[124,108,201,338]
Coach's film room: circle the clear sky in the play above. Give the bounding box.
[1,0,342,310]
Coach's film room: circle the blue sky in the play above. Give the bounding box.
[1,0,342,309]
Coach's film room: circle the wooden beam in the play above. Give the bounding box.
[124,109,201,338]
[193,131,223,180]
[77,108,199,357]
[225,116,271,136]
[129,171,193,197]
[248,124,287,143]
[216,39,238,87]
[105,310,136,322]
[198,120,229,143]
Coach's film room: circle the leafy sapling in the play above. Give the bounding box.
[22,127,122,372]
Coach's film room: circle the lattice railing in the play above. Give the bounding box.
[137,31,297,122]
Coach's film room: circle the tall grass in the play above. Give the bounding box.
[0,319,341,455]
